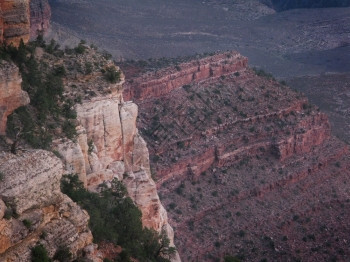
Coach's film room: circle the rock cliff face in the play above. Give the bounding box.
[0,61,29,135]
[56,95,180,261]
[0,150,93,261]
[0,0,31,46]
[122,53,350,261]
[29,0,51,39]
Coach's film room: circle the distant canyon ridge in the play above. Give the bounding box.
[48,0,350,78]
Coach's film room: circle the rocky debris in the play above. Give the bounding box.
[0,0,31,46]
[0,61,29,135]
[0,150,93,261]
[30,0,51,39]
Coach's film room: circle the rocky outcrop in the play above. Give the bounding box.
[29,0,51,39]
[0,61,29,135]
[123,51,248,101]
[0,0,31,46]
[56,97,179,260]
[0,150,93,261]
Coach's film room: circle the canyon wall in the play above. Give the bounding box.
[0,61,29,135]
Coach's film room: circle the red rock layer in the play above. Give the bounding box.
[123,51,248,101]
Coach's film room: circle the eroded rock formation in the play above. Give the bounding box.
[0,150,93,261]
[0,61,29,135]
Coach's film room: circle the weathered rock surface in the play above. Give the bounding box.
[0,0,30,46]
[0,150,93,261]
[0,61,29,135]
[29,0,51,39]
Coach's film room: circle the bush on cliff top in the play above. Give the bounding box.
[61,174,176,262]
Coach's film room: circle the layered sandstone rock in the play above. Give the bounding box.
[0,61,29,135]
[0,150,94,261]
[29,0,51,39]
[0,0,30,46]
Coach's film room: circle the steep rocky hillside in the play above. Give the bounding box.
[122,53,350,261]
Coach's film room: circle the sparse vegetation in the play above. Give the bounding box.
[61,174,176,261]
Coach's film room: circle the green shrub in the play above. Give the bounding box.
[31,244,50,262]
[74,43,86,54]
[104,66,121,83]
[53,246,72,262]
[4,208,13,219]
[225,255,241,262]
[22,219,32,229]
